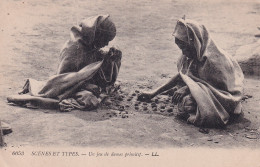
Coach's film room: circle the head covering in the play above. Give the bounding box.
[174,18,212,62]
[97,16,116,41]
[172,20,190,44]
[70,15,116,45]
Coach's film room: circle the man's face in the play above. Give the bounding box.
[94,32,114,48]
[94,37,109,48]
[175,38,196,59]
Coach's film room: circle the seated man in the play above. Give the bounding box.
[138,18,244,128]
[7,15,122,112]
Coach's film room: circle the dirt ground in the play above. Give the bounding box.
[0,0,260,148]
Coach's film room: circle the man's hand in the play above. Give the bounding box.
[137,92,154,102]
[172,86,189,104]
[108,47,122,61]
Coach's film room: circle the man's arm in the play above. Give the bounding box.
[150,73,181,97]
[138,73,181,101]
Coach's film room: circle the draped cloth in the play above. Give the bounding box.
[7,61,103,110]
[7,15,121,111]
[174,19,244,127]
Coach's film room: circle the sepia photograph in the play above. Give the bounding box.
[0,0,260,166]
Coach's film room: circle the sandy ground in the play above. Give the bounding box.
[0,0,260,148]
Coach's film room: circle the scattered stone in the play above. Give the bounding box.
[1,121,12,136]
[245,134,258,139]
[163,101,168,105]
[118,97,123,101]
[167,108,173,113]
[255,34,260,38]
[143,106,148,111]
[147,86,153,89]
[153,108,157,111]
[151,102,157,107]
[242,94,253,100]
[143,102,147,106]
[110,98,115,101]
[135,106,139,110]
[161,74,168,78]
[135,90,140,93]
[119,106,125,111]
[199,128,209,134]
[132,93,137,96]
[160,105,165,109]
[160,110,165,112]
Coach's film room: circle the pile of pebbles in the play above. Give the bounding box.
[102,86,177,117]
[133,93,176,116]
[101,86,132,118]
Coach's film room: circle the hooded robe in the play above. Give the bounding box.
[174,19,244,127]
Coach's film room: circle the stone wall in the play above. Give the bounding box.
[236,39,260,76]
